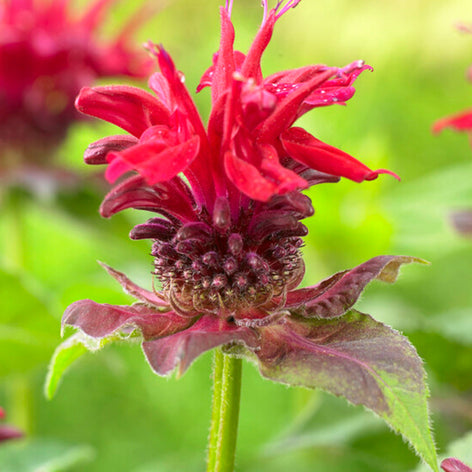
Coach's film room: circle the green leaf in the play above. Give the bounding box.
[255,310,439,471]
[45,332,104,400]
[0,439,94,472]
[0,269,60,377]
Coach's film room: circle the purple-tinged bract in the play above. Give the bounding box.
[442,458,472,472]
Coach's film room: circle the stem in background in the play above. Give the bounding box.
[2,189,33,434]
[2,189,27,270]
[207,349,243,472]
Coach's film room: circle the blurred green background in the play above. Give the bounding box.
[1,0,472,470]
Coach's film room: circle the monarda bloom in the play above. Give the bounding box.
[55,1,436,468]
[0,0,152,188]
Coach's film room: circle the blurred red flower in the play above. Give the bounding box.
[0,0,152,188]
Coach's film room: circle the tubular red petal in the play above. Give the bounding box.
[433,108,472,134]
[211,7,236,103]
[240,9,275,81]
[281,127,399,183]
[76,86,170,137]
[100,174,196,220]
[84,135,138,165]
[79,0,114,32]
[224,150,277,201]
[258,69,336,142]
[105,136,200,185]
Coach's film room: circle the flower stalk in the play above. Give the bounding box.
[207,349,242,472]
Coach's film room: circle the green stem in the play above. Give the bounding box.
[2,189,33,433]
[2,189,27,270]
[207,349,243,472]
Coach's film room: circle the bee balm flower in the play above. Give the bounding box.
[0,0,152,186]
[61,2,431,460]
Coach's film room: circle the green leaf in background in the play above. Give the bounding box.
[0,439,94,472]
[414,431,472,472]
[262,394,383,455]
[0,269,59,378]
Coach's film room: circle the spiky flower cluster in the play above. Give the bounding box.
[61,4,432,459]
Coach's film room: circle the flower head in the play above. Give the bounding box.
[0,0,152,183]
[63,1,428,453]
[0,407,22,444]
[77,0,398,206]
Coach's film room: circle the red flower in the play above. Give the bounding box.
[433,25,472,137]
[77,1,398,205]
[64,1,427,451]
[0,0,152,182]
[0,407,22,444]
[433,109,472,135]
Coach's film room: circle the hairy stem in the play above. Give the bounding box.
[207,349,242,472]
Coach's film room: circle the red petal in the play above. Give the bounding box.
[76,85,170,137]
[224,150,277,201]
[211,7,236,103]
[281,127,399,183]
[100,175,197,221]
[84,135,138,165]
[148,72,173,109]
[63,299,192,340]
[240,10,274,81]
[258,68,335,142]
[433,109,472,134]
[142,315,258,376]
[105,136,200,184]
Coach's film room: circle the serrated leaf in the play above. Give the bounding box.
[45,332,102,399]
[255,310,439,471]
[0,439,94,472]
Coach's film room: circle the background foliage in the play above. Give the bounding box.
[1,0,472,470]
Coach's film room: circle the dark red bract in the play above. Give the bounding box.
[441,458,472,472]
